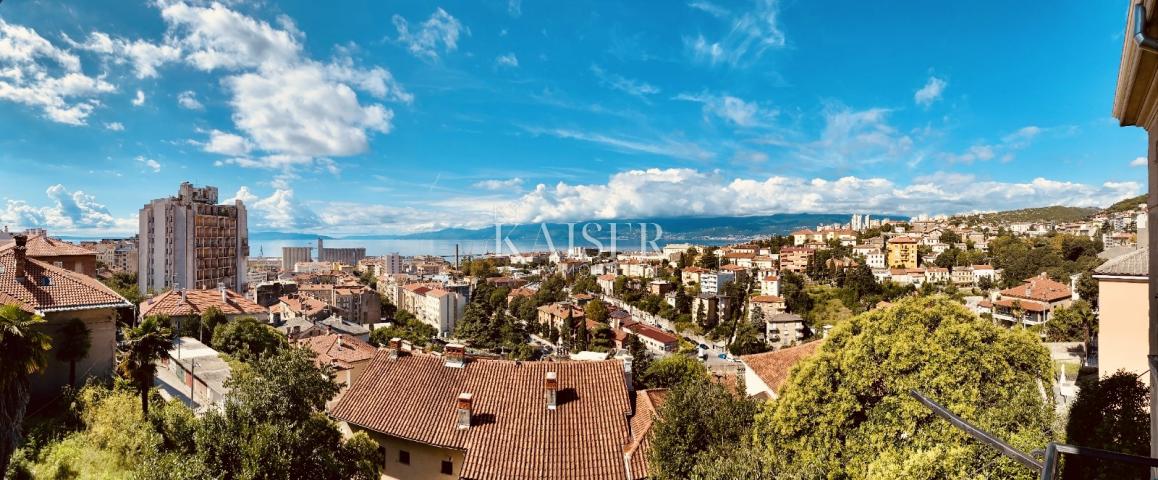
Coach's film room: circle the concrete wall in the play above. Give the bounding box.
[30,307,121,401]
[1098,277,1149,384]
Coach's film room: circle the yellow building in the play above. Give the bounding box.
[1093,248,1149,384]
[330,345,655,480]
[886,236,919,269]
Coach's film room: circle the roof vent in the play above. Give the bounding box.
[545,371,558,410]
[455,393,473,430]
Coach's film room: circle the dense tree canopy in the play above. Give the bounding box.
[211,317,287,362]
[752,296,1054,479]
[1062,371,1150,480]
[649,378,758,480]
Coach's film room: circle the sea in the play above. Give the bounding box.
[249,238,733,258]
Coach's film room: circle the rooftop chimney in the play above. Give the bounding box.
[455,392,473,430]
[445,343,467,368]
[12,234,27,281]
[545,371,558,410]
[387,337,402,361]
[218,282,227,303]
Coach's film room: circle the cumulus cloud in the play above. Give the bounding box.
[392,8,465,60]
[0,19,116,125]
[675,91,772,127]
[0,184,132,233]
[202,129,253,156]
[495,53,519,68]
[132,89,146,106]
[493,168,1141,224]
[65,31,180,78]
[914,76,946,107]
[1131,156,1147,168]
[591,65,659,98]
[177,90,203,110]
[104,122,125,131]
[135,156,161,172]
[473,178,524,190]
[684,0,785,67]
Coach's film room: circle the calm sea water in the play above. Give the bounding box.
[250,238,731,258]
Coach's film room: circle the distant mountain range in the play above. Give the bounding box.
[252,213,908,242]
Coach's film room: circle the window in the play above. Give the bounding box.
[441,459,453,475]
[378,446,386,463]
[398,450,410,465]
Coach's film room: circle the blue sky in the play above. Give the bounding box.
[0,0,1147,235]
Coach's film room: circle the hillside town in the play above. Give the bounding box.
[0,181,1151,478]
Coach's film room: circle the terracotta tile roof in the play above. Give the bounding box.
[298,333,377,370]
[767,312,804,324]
[140,288,268,318]
[0,244,131,313]
[888,236,917,244]
[986,298,1049,313]
[507,287,535,299]
[597,274,617,281]
[624,389,667,480]
[1094,247,1148,277]
[331,353,636,479]
[740,340,822,395]
[749,295,784,304]
[275,294,334,317]
[682,266,708,273]
[24,235,97,257]
[999,273,1071,303]
[791,229,815,235]
[623,322,678,345]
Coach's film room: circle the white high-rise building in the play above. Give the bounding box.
[138,183,249,294]
[383,252,403,275]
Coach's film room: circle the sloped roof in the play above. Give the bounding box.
[0,244,130,314]
[750,295,784,304]
[298,333,377,370]
[624,389,667,480]
[1000,272,1071,303]
[140,288,268,318]
[1094,247,1148,278]
[24,235,97,257]
[740,341,822,395]
[330,352,635,479]
[275,294,332,317]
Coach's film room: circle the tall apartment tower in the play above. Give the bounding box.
[138,182,249,294]
[383,252,403,275]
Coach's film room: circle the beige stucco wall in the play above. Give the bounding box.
[31,307,121,401]
[1097,277,1149,384]
[350,426,466,480]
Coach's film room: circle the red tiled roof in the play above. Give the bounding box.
[275,294,332,317]
[750,295,784,304]
[331,353,635,479]
[140,288,268,318]
[298,333,376,370]
[624,322,678,345]
[597,274,617,281]
[999,273,1071,303]
[624,389,667,480]
[740,341,822,395]
[24,235,97,257]
[888,236,917,244]
[0,245,130,313]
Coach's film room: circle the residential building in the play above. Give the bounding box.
[282,246,312,271]
[648,279,673,296]
[272,293,340,323]
[330,350,649,480]
[383,252,404,275]
[316,238,367,266]
[536,302,584,330]
[0,235,133,400]
[739,341,822,400]
[300,333,378,404]
[699,270,735,295]
[250,280,298,307]
[139,286,270,325]
[951,266,975,285]
[978,273,1072,326]
[764,313,807,350]
[397,283,466,336]
[886,236,918,269]
[6,233,100,277]
[749,295,786,320]
[760,275,780,296]
[791,229,816,246]
[865,251,886,269]
[597,273,616,295]
[622,321,679,353]
[680,266,707,286]
[299,282,382,325]
[162,337,233,408]
[924,267,950,284]
[1093,248,1148,383]
[778,247,813,273]
[138,182,249,293]
[319,315,372,342]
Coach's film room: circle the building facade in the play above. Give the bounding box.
[1093,248,1148,383]
[886,236,919,269]
[317,238,366,266]
[282,246,313,272]
[138,183,249,293]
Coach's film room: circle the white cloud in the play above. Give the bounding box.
[591,65,659,98]
[1131,156,1147,168]
[675,91,772,127]
[135,156,161,173]
[495,53,519,68]
[202,129,253,156]
[132,89,146,106]
[159,1,302,71]
[0,184,133,233]
[177,90,203,110]
[914,76,947,107]
[944,125,1043,164]
[684,0,785,67]
[104,122,124,131]
[493,168,1141,224]
[65,31,180,78]
[0,19,116,125]
[392,8,465,60]
[526,126,714,161]
[473,178,524,190]
[508,0,522,17]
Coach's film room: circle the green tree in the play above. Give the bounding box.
[55,318,91,387]
[939,230,962,244]
[1075,272,1099,307]
[211,317,287,362]
[642,355,708,389]
[0,305,51,475]
[1045,300,1097,343]
[696,248,719,269]
[584,299,609,324]
[624,334,653,388]
[649,378,757,480]
[117,316,174,416]
[753,296,1054,478]
[199,307,227,345]
[1061,371,1150,480]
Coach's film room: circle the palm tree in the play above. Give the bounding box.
[55,318,91,387]
[0,305,51,475]
[117,315,172,416]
